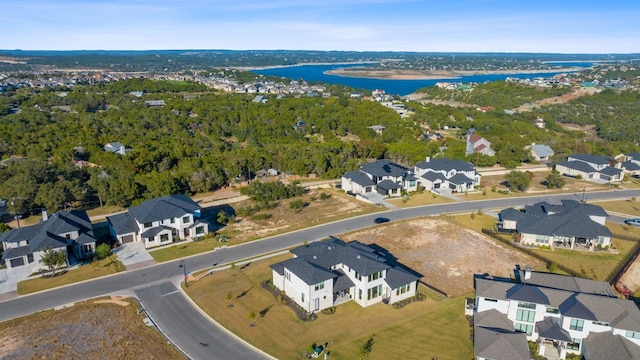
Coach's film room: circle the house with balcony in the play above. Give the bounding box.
[498,200,611,251]
[414,157,480,193]
[554,153,623,183]
[341,159,418,197]
[106,194,209,249]
[270,237,420,314]
[0,210,97,277]
[474,265,640,360]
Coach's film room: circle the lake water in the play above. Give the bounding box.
[252,63,589,96]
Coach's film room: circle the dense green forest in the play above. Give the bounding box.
[1,76,639,216]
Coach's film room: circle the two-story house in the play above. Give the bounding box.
[0,210,97,277]
[499,200,612,251]
[106,194,209,249]
[623,152,640,178]
[341,159,418,197]
[474,265,640,360]
[555,153,623,183]
[414,157,480,193]
[270,237,420,314]
[466,131,495,157]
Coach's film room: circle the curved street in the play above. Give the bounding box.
[1,189,639,359]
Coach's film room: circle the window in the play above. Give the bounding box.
[358,289,362,300]
[182,215,191,223]
[301,292,305,303]
[160,234,170,242]
[368,271,383,282]
[285,271,291,281]
[65,234,71,239]
[195,226,205,235]
[570,319,584,331]
[516,309,535,323]
[546,306,559,314]
[144,222,152,228]
[627,331,640,339]
[396,284,410,295]
[367,285,382,300]
[170,218,175,224]
[535,235,549,244]
[567,338,581,351]
[409,180,416,187]
[518,301,536,309]
[355,272,362,281]
[514,323,533,335]
[314,282,324,291]
[27,254,34,263]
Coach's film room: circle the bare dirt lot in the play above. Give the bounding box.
[341,218,545,297]
[0,296,185,360]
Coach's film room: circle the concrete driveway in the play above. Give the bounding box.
[0,268,29,297]
[113,242,156,269]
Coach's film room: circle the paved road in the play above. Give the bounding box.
[1,189,639,359]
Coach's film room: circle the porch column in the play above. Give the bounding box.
[570,238,575,249]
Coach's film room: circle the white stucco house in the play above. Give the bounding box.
[414,157,480,193]
[499,200,612,251]
[270,237,421,314]
[554,153,623,183]
[106,194,209,249]
[341,159,418,197]
[474,265,640,360]
[0,210,97,277]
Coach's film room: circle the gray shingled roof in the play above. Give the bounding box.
[517,269,615,297]
[500,200,611,240]
[421,172,447,182]
[141,225,174,238]
[385,266,420,289]
[600,166,624,176]
[107,212,138,235]
[569,153,611,165]
[333,270,355,292]
[556,160,597,173]
[583,332,640,360]
[531,144,554,158]
[359,160,408,178]
[474,326,529,360]
[0,210,95,261]
[448,173,474,185]
[474,309,514,331]
[279,257,337,284]
[475,277,640,332]
[129,194,200,224]
[627,152,640,161]
[342,170,375,187]
[535,317,572,342]
[624,161,640,171]
[415,158,475,172]
[376,179,401,191]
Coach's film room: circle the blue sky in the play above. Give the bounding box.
[3,0,639,53]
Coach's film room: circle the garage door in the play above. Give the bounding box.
[122,235,134,243]
[10,257,25,267]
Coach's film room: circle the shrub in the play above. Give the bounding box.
[251,213,271,221]
[319,192,331,200]
[94,243,112,260]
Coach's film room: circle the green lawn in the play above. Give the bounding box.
[17,256,125,295]
[185,255,473,360]
[149,235,228,263]
[386,192,454,207]
[594,199,640,217]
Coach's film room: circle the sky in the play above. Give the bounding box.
[3,0,640,53]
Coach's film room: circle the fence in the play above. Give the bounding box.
[482,228,640,285]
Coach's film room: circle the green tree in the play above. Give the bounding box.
[545,170,566,189]
[504,171,531,192]
[248,310,257,327]
[358,335,376,359]
[94,243,112,260]
[40,248,67,276]
[289,199,306,212]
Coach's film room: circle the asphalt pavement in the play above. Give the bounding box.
[1,188,639,359]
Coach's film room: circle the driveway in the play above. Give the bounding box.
[113,242,156,269]
[0,268,29,298]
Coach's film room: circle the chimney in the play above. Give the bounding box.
[425,156,431,163]
[524,266,532,281]
[42,208,48,221]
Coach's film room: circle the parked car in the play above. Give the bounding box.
[373,217,390,224]
[625,218,640,227]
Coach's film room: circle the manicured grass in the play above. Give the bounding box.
[17,256,125,295]
[149,235,228,263]
[386,192,454,207]
[151,189,381,262]
[185,255,473,360]
[595,199,640,217]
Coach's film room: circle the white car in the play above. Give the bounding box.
[625,218,640,227]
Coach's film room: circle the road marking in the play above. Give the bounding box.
[161,290,180,297]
